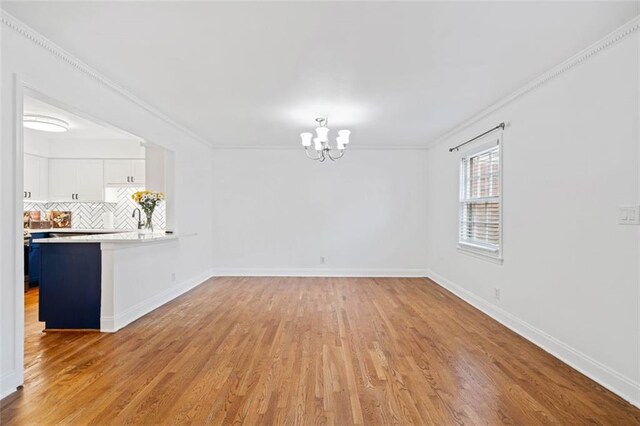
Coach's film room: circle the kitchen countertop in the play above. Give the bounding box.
[33,231,178,244]
[27,228,133,234]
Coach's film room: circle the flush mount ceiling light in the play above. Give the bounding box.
[300,117,350,162]
[23,115,69,133]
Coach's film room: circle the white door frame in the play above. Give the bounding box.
[11,75,26,393]
[10,76,148,394]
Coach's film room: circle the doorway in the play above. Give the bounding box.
[17,87,173,379]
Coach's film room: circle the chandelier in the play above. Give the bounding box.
[300,117,350,161]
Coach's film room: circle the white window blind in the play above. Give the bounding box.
[459,144,501,255]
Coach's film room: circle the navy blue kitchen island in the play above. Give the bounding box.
[33,231,180,332]
[39,242,102,329]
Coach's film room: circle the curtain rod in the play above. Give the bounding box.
[449,122,505,152]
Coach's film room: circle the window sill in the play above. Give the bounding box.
[457,244,503,265]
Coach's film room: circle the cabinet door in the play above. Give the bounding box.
[38,157,49,201]
[24,154,39,200]
[49,159,77,201]
[28,233,48,285]
[76,160,104,201]
[104,160,132,185]
[131,160,145,186]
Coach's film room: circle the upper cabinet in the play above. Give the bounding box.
[75,160,106,201]
[132,160,145,184]
[24,154,48,201]
[49,159,104,202]
[104,159,145,186]
[25,157,144,202]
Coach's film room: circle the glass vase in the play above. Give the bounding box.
[143,207,155,232]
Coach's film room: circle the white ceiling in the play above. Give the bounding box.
[4,1,638,147]
[24,96,141,141]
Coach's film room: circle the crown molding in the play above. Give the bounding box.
[210,144,428,151]
[1,10,213,149]
[427,15,640,149]
[6,9,638,152]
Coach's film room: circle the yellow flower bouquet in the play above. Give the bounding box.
[132,190,165,231]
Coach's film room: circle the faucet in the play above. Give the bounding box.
[132,208,143,229]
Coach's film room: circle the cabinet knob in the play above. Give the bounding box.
[131,176,134,183]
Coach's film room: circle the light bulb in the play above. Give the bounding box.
[313,138,323,151]
[315,126,330,143]
[300,132,313,147]
[338,129,350,144]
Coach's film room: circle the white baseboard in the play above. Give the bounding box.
[211,268,430,278]
[0,370,20,400]
[101,269,214,332]
[426,269,640,409]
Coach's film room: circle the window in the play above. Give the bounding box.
[459,142,501,259]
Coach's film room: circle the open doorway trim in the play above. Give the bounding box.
[8,75,166,397]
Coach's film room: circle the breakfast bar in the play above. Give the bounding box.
[34,232,179,331]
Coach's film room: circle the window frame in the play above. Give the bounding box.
[457,135,503,263]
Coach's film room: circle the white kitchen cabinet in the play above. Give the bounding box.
[24,154,48,201]
[104,159,145,186]
[49,159,104,202]
[132,160,145,185]
[49,159,77,201]
[103,160,130,185]
[23,154,39,200]
[75,160,105,201]
[39,158,49,200]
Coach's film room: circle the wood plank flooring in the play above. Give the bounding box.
[1,277,639,425]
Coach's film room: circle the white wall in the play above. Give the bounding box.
[1,15,214,398]
[426,30,640,405]
[23,129,50,157]
[145,144,166,193]
[211,149,429,276]
[44,139,144,159]
[100,239,207,332]
[24,132,144,159]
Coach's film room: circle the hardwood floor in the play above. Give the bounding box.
[1,277,639,425]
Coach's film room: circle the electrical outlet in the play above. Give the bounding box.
[619,208,629,222]
[494,288,501,301]
[171,272,176,282]
[619,206,640,225]
[320,256,326,264]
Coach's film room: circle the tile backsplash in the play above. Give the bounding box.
[24,187,166,230]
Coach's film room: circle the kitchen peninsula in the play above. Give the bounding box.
[34,231,179,331]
